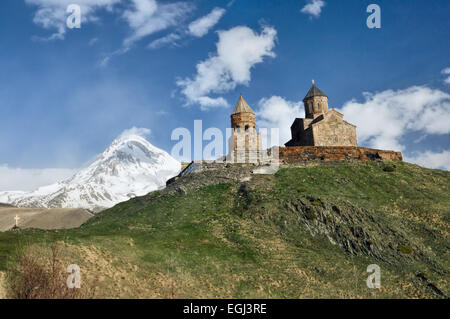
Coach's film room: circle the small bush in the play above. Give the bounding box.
[398,244,413,255]
[383,165,396,172]
[5,243,97,299]
[311,200,322,207]
[298,187,307,193]
[304,208,317,221]
[308,197,322,207]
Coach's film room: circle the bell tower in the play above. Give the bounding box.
[303,80,329,119]
[229,95,261,163]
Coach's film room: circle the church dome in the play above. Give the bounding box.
[303,82,328,101]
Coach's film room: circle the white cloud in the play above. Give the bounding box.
[123,0,193,48]
[301,0,326,18]
[405,150,450,171]
[0,165,77,192]
[188,7,226,37]
[177,25,277,110]
[89,37,99,46]
[147,32,181,49]
[256,96,304,146]
[442,67,450,84]
[118,126,151,140]
[340,86,450,151]
[25,0,121,41]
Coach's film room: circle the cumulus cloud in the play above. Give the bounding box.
[405,150,450,171]
[0,165,77,192]
[188,7,226,37]
[256,96,304,146]
[123,0,193,48]
[442,67,450,84]
[25,0,121,41]
[341,86,450,151]
[177,25,277,110]
[301,0,326,18]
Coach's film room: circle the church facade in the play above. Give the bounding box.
[285,82,357,147]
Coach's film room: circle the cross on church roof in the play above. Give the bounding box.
[303,81,327,101]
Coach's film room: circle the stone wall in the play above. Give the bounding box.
[279,146,402,164]
[231,112,256,130]
[312,118,357,147]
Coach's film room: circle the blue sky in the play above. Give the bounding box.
[0,0,449,190]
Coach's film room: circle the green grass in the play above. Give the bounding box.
[1,162,449,298]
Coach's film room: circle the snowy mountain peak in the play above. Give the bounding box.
[0,134,181,211]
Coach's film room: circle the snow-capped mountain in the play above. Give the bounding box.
[0,134,180,211]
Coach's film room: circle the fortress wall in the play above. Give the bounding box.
[168,147,402,185]
[279,146,402,164]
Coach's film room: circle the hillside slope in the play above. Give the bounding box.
[0,162,448,298]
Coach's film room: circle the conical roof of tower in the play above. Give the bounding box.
[303,83,328,100]
[232,95,254,114]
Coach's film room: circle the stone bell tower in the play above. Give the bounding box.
[303,80,329,119]
[229,95,261,163]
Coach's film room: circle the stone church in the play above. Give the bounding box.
[168,83,401,184]
[285,81,357,147]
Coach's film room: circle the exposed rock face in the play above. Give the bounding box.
[164,162,255,195]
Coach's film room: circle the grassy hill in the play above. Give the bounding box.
[0,161,449,298]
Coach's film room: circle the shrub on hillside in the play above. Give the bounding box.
[5,243,96,299]
[398,244,413,255]
[383,164,396,172]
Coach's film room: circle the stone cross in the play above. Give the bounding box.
[14,215,20,227]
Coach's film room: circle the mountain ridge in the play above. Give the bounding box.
[0,134,180,211]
